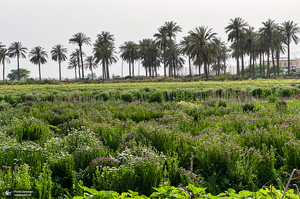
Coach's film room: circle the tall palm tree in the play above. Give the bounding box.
[139,39,161,77]
[8,42,28,81]
[84,56,97,80]
[244,27,256,76]
[259,19,278,78]
[70,49,84,79]
[211,38,227,76]
[161,21,182,77]
[225,17,248,76]
[166,43,185,76]
[188,26,218,79]
[0,47,11,80]
[154,27,168,77]
[69,32,91,79]
[281,21,300,76]
[29,46,48,80]
[119,41,139,77]
[179,36,192,76]
[51,44,68,81]
[93,31,116,79]
[68,58,78,79]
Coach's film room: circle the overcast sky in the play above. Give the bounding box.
[1,0,300,79]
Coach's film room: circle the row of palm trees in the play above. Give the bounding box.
[0,18,299,81]
[225,18,300,78]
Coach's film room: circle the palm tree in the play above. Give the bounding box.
[84,56,97,80]
[244,27,256,76]
[179,36,192,76]
[188,26,218,79]
[0,43,4,49]
[211,38,227,76]
[281,21,300,76]
[69,32,91,79]
[68,58,78,79]
[166,44,185,76]
[139,39,161,77]
[93,31,116,79]
[161,21,182,77]
[0,47,11,80]
[154,27,168,77]
[259,19,278,78]
[225,17,248,76]
[51,44,68,81]
[8,42,28,81]
[119,41,139,77]
[70,49,84,79]
[29,46,48,80]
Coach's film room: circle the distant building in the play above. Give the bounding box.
[263,57,300,73]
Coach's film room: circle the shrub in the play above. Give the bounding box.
[149,90,164,103]
[276,100,287,110]
[242,103,255,112]
[268,95,277,103]
[121,93,133,102]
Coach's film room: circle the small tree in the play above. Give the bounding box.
[7,68,30,80]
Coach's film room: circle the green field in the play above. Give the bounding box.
[1,80,300,198]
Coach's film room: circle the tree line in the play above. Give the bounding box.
[0,17,299,81]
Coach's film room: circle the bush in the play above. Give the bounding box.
[276,100,287,110]
[242,103,255,112]
[148,90,164,103]
[121,93,133,102]
[268,95,277,103]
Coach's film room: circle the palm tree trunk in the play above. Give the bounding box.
[91,67,93,80]
[59,60,62,81]
[132,60,134,77]
[204,61,208,79]
[288,40,290,76]
[249,54,252,77]
[272,50,276,77]
[189,55,192,76]
[217,59,220,76]
[75,66,77,80]
[39,62,41,81]
[169,37,173,77]
[276,51,280,77]
[145,66,148,78]
[163,46,166,77]
[77,59,81,79]
[129,61,131,76]
[241,53,244,77]
[263,53,265,77]
[236,37,240,76]
[267,50,270,78]
[3,61,5,81]
[259,52,262,77]
[106,60,109,79]
[252,52,255,77]
[173,61,176,77]
[79,45,84,79]
[17,54,20,81]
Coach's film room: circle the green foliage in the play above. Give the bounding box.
[148,90,163,103]
[7,68,30,80]
[242,102,255,112]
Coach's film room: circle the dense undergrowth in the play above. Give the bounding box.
[1,82,300,198]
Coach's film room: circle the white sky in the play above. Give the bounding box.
[1,0,300,79]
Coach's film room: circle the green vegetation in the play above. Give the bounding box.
[1,81,300,198]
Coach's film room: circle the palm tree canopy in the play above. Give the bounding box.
[0,48,11,64]
[68,58,77,70]
[119,41,139,63]
[51,44,68,62]
[225,17,249,42]
[162,21,182,40]
[188,26,218,62]
[29,46,48,65]
[84,56,98,70]
[281,20,300,45]
[70,49,85,62]
[8,42,28,58]
[69,32,91,47]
